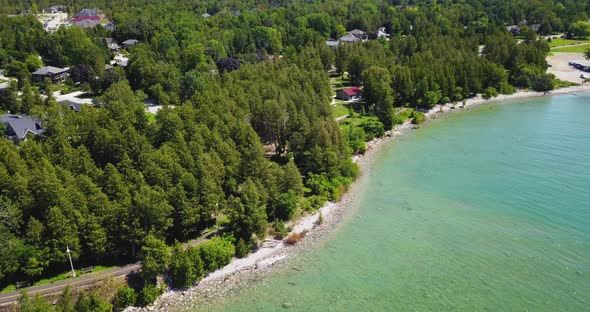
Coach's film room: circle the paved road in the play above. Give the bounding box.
[0,263,140,305]
[0,227,225,306]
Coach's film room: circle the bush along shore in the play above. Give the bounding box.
[129,85,590,311]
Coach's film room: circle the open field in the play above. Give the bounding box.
[332,103,349,118]
[551,44,590,53]
[548,38,590,48]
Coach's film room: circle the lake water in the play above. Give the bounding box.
[187,93,590,311]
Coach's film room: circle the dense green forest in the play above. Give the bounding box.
[1,0,589,308]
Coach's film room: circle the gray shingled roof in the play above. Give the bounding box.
[340,33,358,42]
[122,39,140,46]
[32,66,68,76]
[0,114,44,140]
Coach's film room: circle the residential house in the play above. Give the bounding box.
[75,8,104,19]
[340,33,359,43]
[44,5,66,13]
[0,82,9,92]
[531,24,541,32]
[326,39,339,47]
[74,18,100,28]
[0,114,45,144]
[105,38,120,51]
[506,25,520,35]
[105,21,116,31]
[32,66,69,83]
[340,29,368,44]
[122,39,140,48]
[377,27,390,39]
[336,87,362,101]
[349,29,368,40]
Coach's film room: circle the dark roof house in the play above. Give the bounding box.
[105,21,116,31]
[506,25,520,35]
[0,114,45,143]
[340,33,359,43]
[75,8,103,19]
[105,38,120,51]
[349,29,368,39]
[32,66,69,83]
[44,5,67,13]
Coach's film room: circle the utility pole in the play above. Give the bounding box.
[66,246,76,278]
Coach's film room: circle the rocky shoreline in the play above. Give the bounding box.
[135,85,590,312]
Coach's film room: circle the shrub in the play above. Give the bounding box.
[187,247,205,279]
[482,87,498,99]
[393,114,407,125]
[360,119,385,139]
[170,245,198,288]
[273,220,289,239]
[275,190,299,221]
[114,287,136,310]
[234,238,252,258]
[300,195,327,212]
[411,111,425,124]
[139,284,161,306]
[285,230,307,245]
[317,211,324,225]
[198,236,235,272]
[532,74,555,91]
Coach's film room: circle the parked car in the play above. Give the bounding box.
[581,74,588,79]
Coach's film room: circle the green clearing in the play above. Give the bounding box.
[554,79,579,89]
[332,103,350,118]
[146,112,156,123]
[548,38,590,48]
[550,44,590,53]
[329,75,351,94]
[57,84,82,95]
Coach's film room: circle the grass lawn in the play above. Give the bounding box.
[329,76,351,94]
[339,113,378,127]
[332,103,350,118]
[554,79,579,89]
[58,84,82,95]
[146,112,156,123]
[550,44,590,53]
[549,38,590,48]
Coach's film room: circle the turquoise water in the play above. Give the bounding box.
[191,94,590,311]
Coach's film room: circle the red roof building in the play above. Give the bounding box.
[336,87,362,100]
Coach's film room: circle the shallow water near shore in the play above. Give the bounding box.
[186,94,590,311]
